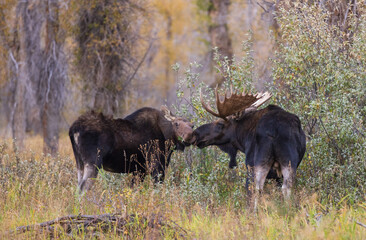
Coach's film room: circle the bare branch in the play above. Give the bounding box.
[318,117,344,165]
[356,220,366,229]
[9,51,19,73]
[123,40,154,90]
[256,1,269,13]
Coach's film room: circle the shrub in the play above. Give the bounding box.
[173,3,366,205]
[271,2,366,203]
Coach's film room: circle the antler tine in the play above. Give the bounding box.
[200,89,222,118]
[251,92,272,108]
[215,85,220,104]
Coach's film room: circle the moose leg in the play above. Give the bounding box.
[218,144,238,168]
[77,168,84,187]
[75,157,84,187]
[70,133,85,188]
[244,151,256,207]
[253,164,272,210]
[228,150,238,169]
[228,150,238,181]
[254,165,272,192]
[151,143,167,183]
[75,152,84,188]
[274,142,299,201]
[77,147,104,194]
[280,165,295,200]
[78,163,98,194]
[151,159,166,183]
[251,138,273,210]
[245,166,254,196]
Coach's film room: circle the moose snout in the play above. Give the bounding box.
[182,131,198,146]
[186,132,197,145]
[175,121,195,145]
[180,130,195,145]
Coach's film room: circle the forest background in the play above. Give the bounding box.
[0,0,366,238]
[0,0,277,153]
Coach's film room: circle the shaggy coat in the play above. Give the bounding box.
[192,105,306,198]
[69,107,193,192]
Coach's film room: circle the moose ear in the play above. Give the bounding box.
[161,105,176,121]
[159,105,175,140]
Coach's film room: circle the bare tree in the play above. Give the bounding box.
[75,0,148,115]
[0,0,68,154]
[208,0,233,85]
[37,0,68,154]
[0,1,33,150]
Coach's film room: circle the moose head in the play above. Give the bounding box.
[192,86,272,148]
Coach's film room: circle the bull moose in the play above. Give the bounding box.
[69,106,194,193]
[190,87,306,200]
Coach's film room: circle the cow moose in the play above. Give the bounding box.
[190,87,306,201]
[69,106,194,193]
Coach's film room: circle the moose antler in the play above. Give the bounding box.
[200,86,272,120]
[161,105,176,121]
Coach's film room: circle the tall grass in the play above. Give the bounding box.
[1,3,366,239]
[0,136,365,239]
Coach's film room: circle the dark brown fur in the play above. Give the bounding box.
[69,107,194,193]
[191,105,306,199]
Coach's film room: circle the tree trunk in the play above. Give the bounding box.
[41,101,59,155]
[76,0,146,116]
[9,0,67,155]
[93,87,117,116]
[12,73,26,151]
[10,2,29,151]
[164,14,172,100]
[209,0,233,85]
[40,0,67,155]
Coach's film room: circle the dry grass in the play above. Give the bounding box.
[0,136,365,239]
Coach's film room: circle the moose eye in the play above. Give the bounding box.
[175,123,179,127]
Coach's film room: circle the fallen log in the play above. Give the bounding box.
[6,213,188,239]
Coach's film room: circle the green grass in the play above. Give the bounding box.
[0,136,365,239]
